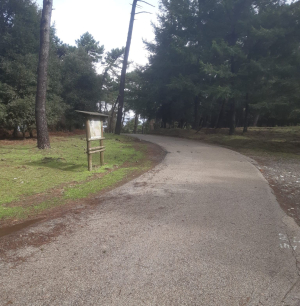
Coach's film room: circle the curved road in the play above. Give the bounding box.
[1,135,300,306]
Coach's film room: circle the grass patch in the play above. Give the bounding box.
[63,167,130,200]
[0,134,149,221]
[150,126,300,159]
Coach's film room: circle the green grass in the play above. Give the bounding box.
[0,134,148,221]
[151,126,300,159]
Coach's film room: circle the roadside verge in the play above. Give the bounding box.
[0,133,166,233]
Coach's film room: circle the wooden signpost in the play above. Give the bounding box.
[76,111,109,171]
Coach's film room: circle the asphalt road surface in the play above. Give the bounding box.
[1,135,300,306]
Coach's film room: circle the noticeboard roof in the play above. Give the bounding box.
[75,110,109,117]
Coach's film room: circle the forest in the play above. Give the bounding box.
[0,0,300,138]
[0,0,125,138]
[129,0,300,134]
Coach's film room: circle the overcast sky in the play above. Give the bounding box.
[35,0,160,66]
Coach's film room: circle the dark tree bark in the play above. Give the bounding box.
[98,68,109,113]
[243,93,249,133]
[253,113,260,127]
[13,126,18,138]
[121,110,126,128]
[193,95,200,130]
[229,99,236,135]
[215,99,226,129]
[195,117,204,133]
[35,0,52,149]
[227,24,237,135]
[133,113,138,134]
[109,95,119,133]
[115,0,138,135]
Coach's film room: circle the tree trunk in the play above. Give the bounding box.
[243,93,249,133]
[109,113,114,133]
[13,126,18,138]
[35,0,52,149]
[133,113,138,134]
[229,99,236,135]
[253,113,260,127]
[215,99,226,129]
[121,110,126,129]
[193,95,200,130]
[109,95,119,133]
[115,0,138,135]
[29,129,33,138]
[195,117,204,133]
[99,68,109,113]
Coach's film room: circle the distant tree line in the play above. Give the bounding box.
[125,0,300,133]
[0,0,124,138]
[1,0,299,138]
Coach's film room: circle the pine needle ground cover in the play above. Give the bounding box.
[0,134,149,222]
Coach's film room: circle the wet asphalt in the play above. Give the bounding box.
[1,135,300,306]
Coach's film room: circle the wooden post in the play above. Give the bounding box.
[100,122,104,166]
[86,118,92,171]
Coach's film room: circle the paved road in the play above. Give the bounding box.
[1,135,300,306]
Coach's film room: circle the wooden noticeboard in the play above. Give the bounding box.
[89,119,102,140]
[75,111,109,171]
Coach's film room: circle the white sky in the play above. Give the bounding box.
[35,0,160,66]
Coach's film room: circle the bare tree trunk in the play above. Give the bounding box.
[133,113,138,134]
[215,99,226,129]
[99,68,109,113]
[229,99,236,135]
[253,113,260,127]
[243,93,249,133]
[13,126,18,138]
[109,95,119,133]
[109,113,114,133]
[115,0,138,135]
[121,110,126,128]
[193,95,200,130]
[35,0,52,149]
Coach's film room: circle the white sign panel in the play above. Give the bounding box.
[89,119,102,140]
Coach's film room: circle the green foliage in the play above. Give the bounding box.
[76,32,104,62]
[122,117,142,133]
[5,95,35,133]
[0,101,6,124]
[127,0,300,131]
[0,0,125,135]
